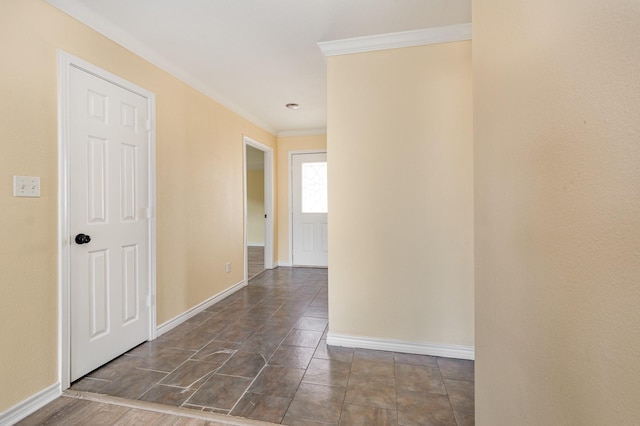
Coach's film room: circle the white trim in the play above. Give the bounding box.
[247,242,265,247]
[326,332,475,360]
[45,1,276,135]
[64,390,269,425]
[57,50,157,389]
[157,279,247,336]
[243,136,275,283]
[276,261,293,267]
[318,24,472,57]
[0,382,61,425]
[288,150,328,266]
[277,128,327,137]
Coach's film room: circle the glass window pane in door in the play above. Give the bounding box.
[301,162,328,213]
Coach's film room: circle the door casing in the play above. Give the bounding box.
[243,136,274,278]
[57,51,157,389]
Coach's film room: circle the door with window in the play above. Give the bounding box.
[291,152,328,267]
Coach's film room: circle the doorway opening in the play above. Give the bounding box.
[243,136,274,281]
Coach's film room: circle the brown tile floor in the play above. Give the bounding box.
[247,246,264,280]
[70,267,474,425]
[17,393,269,425]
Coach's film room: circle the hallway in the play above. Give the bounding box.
[22,268,474,425]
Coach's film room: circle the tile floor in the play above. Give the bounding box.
[18,394,258,425]
[70,267,475,425]
[247,246,264,280]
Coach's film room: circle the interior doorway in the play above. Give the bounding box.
[243,136,274,281]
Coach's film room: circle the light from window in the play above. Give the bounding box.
[301,162,328,213]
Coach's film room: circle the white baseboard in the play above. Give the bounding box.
[276,261,292,267]
[247,243,265,247]
[0,382,60,425]
[156,279,247,336]
[326,332,475,360]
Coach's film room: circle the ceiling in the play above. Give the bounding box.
[46,0,471,135]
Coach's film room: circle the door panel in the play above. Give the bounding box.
[122,244,139,324]
[292,152,328,267]
[69,66,150,381]
[88,249,109,338]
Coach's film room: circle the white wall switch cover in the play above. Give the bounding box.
[13,176,41,197]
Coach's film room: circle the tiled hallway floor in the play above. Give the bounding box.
[70,268,475,425]
[247,246,264,280]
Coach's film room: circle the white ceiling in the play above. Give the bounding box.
[46,0,471,134]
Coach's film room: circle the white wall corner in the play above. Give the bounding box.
[156,279,247,336]
[0,382,61,425]
[317,23,472,57]
[326,332,475,360]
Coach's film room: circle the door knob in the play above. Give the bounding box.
[75,233,91,245]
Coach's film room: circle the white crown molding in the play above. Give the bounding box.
[45,0,277,135]
[318,23,472,57]
[277,128,327,137]
[0,382,61,425]
[327,332,475,360]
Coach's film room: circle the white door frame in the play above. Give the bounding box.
[288,149,327,266]
[57,51,157,389]
[243,135,274,279]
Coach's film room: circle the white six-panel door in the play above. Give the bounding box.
[292,152,328,267]
[69,66,151,380]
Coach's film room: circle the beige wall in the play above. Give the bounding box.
[474,1,640,424]
[0,0,274,411]
[276,134,327,264]
[247,169,265,245]
[327,42,474,346]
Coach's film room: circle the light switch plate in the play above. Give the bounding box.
[13,176,41,197]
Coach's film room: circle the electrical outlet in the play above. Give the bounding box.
[13,176,40,197]
[225,262,231,273]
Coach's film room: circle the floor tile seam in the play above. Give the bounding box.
[179,371,242,410]
[394,387,458,425]
[184,402,232,412]
[264,319,324,422]
[163,353,204,383]
[338,348,360,425]
[148,383,194,392]
[393,356,446,396]
[335,369,349,425]
[226,361,271,415]
[215,371,263,380]
[174,346,242,402]
[192,348,239,363]
[442,380,475,416]
[132,371,174,401]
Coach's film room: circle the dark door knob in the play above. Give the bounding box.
[75,233,91,245]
